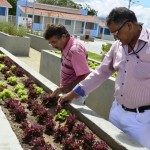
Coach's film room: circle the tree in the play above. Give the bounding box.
[37,0,82,9]
[82,4,98,16]
[7,0,17,15]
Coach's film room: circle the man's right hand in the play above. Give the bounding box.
[58,91,79,105]
[50,87,63,98]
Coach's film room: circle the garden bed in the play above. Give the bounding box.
[0,54,111,150]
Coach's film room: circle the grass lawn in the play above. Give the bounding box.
[87,51,103,62]
[54,51,103,62]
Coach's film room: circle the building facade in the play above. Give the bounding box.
[0,0,12,22]
[16,0,114,40]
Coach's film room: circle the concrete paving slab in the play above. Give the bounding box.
[77,37,114,55]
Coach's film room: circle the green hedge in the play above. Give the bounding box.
[0,22,26,37]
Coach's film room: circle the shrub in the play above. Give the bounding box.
[100,43,112,55]
[0,22,26,37]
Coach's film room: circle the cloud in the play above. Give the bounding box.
[132,6,150,28]
[73,0,150,28]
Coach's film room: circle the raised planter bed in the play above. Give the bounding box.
[40,50,115,119]
[0,47,145,150]
[26,33,57,52]
[0,32,30,56]
[0,49,111,150]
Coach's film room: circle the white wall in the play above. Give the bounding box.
[0,16,6,22]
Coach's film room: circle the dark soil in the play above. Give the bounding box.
[0,62,112,150]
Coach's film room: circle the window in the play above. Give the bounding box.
[34,15,40,23]
[52,18,54,23]
[65,20,71,25]
[86,22,94,30]
[28,15,33,18]
[0,7,5,16]
[104,28,110,35]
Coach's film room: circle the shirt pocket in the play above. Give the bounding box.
[134,61,150,79]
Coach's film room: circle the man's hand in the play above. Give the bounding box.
[58,91,79,105]
[50,87,63,98]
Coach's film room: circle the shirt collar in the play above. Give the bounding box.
[62,36,74,55]
[138,28,149,42]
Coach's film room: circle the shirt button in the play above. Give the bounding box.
[121,95,123,96]
[126,60,129,62]
[124,71,126,73]
[122,83,124,85]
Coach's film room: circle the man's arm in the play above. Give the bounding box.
[50,73,90,98]
[61,72,90,93]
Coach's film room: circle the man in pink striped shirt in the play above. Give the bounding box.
[58,7,150,149]
[44,24,90,97]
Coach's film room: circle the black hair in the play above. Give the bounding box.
[106,7,137,26]
[43,24,70,40]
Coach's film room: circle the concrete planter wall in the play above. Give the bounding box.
[39,50,115,119]
[0,32,30,56]
[0,47,146,150]
[26,33,57,52]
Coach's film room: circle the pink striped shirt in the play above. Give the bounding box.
[76,28,150,108]
[60,36,90,86]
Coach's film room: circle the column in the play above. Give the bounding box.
[73,20,76,35]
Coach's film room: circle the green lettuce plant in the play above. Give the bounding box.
[7,76,17,85]
[55,109,70,121]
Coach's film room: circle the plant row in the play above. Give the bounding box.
[0,54,110,150]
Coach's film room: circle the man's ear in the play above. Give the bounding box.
[127,22,133,30]
[61,34,67,39]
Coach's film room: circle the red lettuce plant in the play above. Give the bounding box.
[21,120,30,130]
[27,98,37,110]
[45,118,56,135]
[12,105,27,122]
[4,71,14,79]
[36,107,52,124]
[53,125,68,142]
[72,123,86,138]
[42,93,57,107]
[28,88,37,99]
[0,54,6,63]
[82,133,95,150]
[4,98,19,109]
[32,137,46,148]
[24,78,34,88]
[4,57,14,68]
[62,136,80,150]
[93,141,109,150]
[32,137,56,150]
[4,98,26,122]
[65,114,77,131]
[23,124,43,143]
[31,103,41,116]
[1,66,9,74]
[14,67,24,77]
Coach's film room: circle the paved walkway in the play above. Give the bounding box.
[77,37,114,55]
[17,48,41,72]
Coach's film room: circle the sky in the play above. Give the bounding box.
[73,0,150,28]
